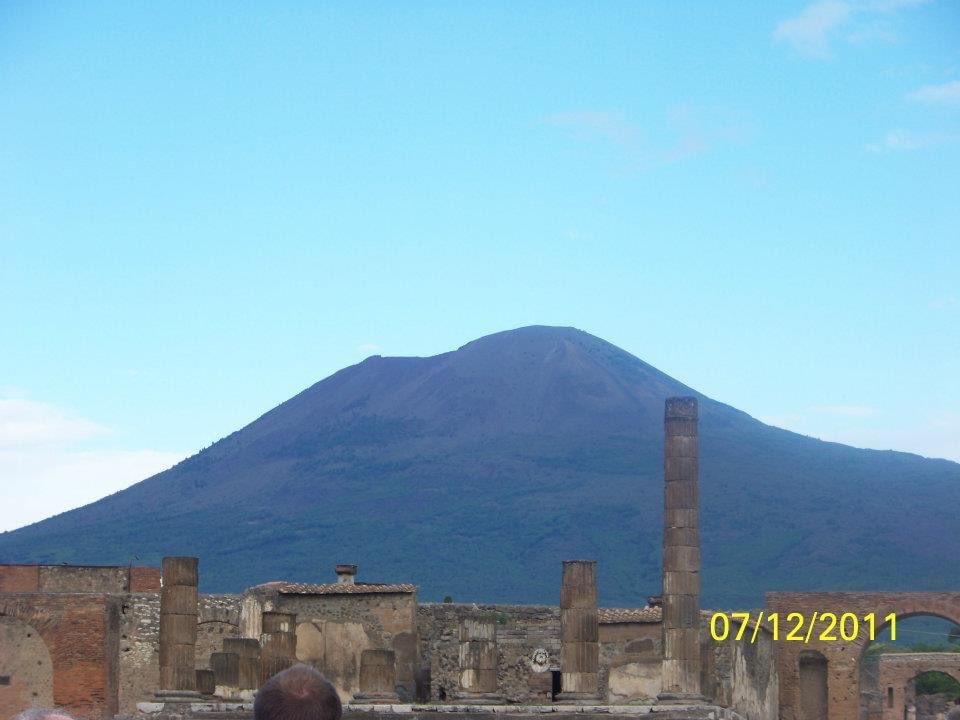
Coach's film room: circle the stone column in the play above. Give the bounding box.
[259,612,297,685]
[224,638,262,692]
[556,559,599,703]
[352,649,400,704]
[659,396,704,702]
[456,618,501,704]
[158,556,200,698]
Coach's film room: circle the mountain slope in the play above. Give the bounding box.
[1,326,957,608]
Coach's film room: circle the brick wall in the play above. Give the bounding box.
[767,591,960,720]
[0,593,121,719]
[0,564,161,594]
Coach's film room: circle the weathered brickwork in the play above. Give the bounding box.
[877,653,960,720]
[0,593,121,719]
[0,614,54,717]
[767,592,960,720]
[0,564,160,594]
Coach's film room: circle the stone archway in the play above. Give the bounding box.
[767,592,960,720]
[0,615,54,718]
[878,653,960,720]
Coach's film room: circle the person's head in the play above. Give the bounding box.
[255,664,342,720]
[13,710,75,720]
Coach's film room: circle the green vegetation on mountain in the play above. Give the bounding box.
[1,326,957,608]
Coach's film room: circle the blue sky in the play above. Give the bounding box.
[1,1,958,532]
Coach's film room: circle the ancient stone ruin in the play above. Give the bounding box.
[1,397,958,720]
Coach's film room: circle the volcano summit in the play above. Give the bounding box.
[1,326,956,607]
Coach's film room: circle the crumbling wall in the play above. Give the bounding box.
[600,622,662,702]
[702,626,778,720]
[418,603,561,704]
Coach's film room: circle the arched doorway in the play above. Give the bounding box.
[0,615,54,718]
[909,671,960,720]
[799,650,828,720]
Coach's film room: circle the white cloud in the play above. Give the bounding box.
[930,295,960,311]
[865,129,960,152]
[544,105,748,173]
[759,407,960,462]
[774,0,930,58]
[807,404,879,417]
[543,110,642,148]
[0,447,187,533]
[356,343,383,355]
[0,397,106,447]
[0,393,187,533]
[907,80,960,105]
[775,0,853,58]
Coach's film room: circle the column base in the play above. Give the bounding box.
[351,692,401,705]
[554,692,601,704]
[656,692,707,704]
[454,692,504,705]
[154,690,203,702]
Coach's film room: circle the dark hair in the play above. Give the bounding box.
[255,664,342,720]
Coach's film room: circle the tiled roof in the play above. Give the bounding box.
[599,607,717,624]
[599,607,662,623]
[254,581,416,595]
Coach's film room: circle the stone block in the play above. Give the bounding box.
[664,545,700,573]
[211,652,240,686]
[663,570,700,595]
[561,608,599,643]
[161,556,198,587]
[159,613,198,645]
[665,435,698,459]
[160,585,198,615]
[664,480,698,509]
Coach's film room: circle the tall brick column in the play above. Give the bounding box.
[659,397,704,702]
[456,618,501,703]
[158,556,200,698]
[556,559,599,703]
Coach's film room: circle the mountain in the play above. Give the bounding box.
[1,326,958,608]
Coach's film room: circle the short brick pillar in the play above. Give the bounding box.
[259,612,297,686]
[352,648,400,703]
[224,638,262,691]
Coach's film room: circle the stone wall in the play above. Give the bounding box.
[418,603,561,704]
[703,626,778,720]
[600,622,662,702]
[117,592,242,715]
